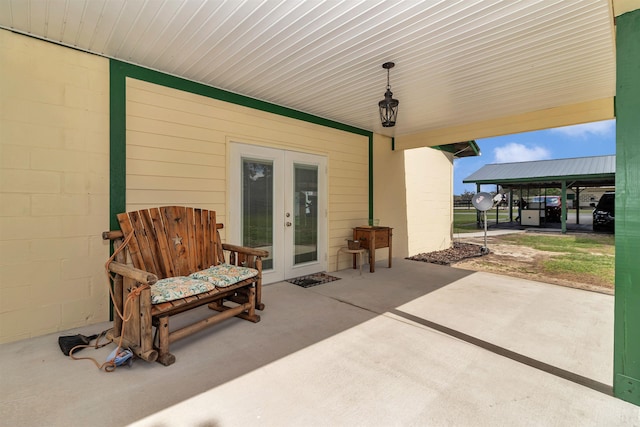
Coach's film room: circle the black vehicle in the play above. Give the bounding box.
[592,192,615,231]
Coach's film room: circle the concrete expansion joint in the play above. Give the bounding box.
[322,295,382,316]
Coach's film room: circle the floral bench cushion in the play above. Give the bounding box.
[151,277,215,304]
[150,264,259,304]
[189,263,258,287]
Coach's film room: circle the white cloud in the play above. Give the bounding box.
[493,143,550,163]
[550,119,615,138]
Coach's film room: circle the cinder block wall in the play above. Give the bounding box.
[0,30,110,343]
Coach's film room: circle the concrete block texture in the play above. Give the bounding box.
[0,30,110,343]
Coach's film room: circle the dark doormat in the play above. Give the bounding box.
[286,272,341,288]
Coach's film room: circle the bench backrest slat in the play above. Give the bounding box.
[117,206,219,279]
[149,208,175,278]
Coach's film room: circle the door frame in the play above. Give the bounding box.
[283,150,328,279]
[228,142,328,284]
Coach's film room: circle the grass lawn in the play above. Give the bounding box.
[454,208,512,233]
[485,233,615,290]
[454,208,584,234]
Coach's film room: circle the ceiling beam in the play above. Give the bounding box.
[394,97,614,151]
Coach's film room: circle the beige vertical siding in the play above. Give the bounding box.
[0,30,110,343]
[125,78,369,270]
[373,137,455,260]
[372,134,408,259]
[404,148,454,254]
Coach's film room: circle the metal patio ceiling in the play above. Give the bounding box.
[0,0,616,138]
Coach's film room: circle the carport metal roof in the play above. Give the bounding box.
[463,155,615,188]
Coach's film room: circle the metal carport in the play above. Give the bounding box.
[463,155,615,233]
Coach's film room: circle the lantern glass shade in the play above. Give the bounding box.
[379,88,399,128]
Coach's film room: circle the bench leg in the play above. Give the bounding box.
[255,281,264,311]
[246,285,258,320]
[156,316,176,366]
[237,285,260,323]
[208,287,260,323]
[255,258,265,311]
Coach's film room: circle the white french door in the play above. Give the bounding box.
[229,144,327,284]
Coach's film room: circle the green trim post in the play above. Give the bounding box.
[575,187,580,225]
[561,181,566,234]
[109,61,127,232]
[508,189,513,222]
[476,183,481,227]
[614,8,640,407]
[369,134,374,221]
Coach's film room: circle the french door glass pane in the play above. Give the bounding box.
[294,164,318,265]
[242,159,273,269]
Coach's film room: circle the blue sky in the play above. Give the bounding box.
[453,119,616,195]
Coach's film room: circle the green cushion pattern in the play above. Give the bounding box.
[189,263,258,288]
[151,276,216,304]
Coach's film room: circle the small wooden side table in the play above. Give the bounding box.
[353,226,393,273]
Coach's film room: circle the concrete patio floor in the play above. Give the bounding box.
[1,258,639,426]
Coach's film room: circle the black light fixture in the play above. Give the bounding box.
[378,62,399,127]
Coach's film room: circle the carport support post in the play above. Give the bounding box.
[495,184,499,225]
[509,189,514,222]
[614,8,640,407]
[476,183,481,228]
[561,181,566,234]
[575,187,580,225]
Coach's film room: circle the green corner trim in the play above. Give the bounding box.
[369,134,374,221]
[560,181,567,234]
[614,8,640,407]
[109,61,126,232]
[615,374,640,406]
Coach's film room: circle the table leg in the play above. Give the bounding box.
[388,229,393,268]
[369,248,375,273]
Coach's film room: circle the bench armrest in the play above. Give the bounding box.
[221,243,269,258]
[107,261,158,286]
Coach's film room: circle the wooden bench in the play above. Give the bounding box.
[103,206,268,366]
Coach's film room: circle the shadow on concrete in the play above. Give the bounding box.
[0,259,474,427]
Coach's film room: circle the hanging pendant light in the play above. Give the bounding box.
[378,62,399,127]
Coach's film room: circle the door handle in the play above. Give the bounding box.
[286,221,292,227]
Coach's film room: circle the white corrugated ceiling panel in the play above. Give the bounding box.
[0,0,616,137]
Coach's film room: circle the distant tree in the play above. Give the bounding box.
[460,190,475,201]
